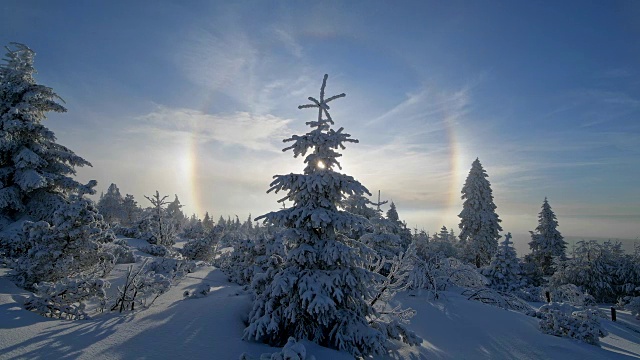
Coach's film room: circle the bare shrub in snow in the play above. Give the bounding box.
[140,191,178,247]
[463,288,535,315]
[537,302,608,346]
[409,255,487,296]
[24,276,109,320]
[369,245,422,346]
[111,259,171,312]
[436,257,488,290]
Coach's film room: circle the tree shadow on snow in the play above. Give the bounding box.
[0,313,134,360]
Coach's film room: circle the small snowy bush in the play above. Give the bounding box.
[103,242,136,264]
[537,302,608,346]
[24,276,109,320]
[514,286,545,302]
[112,224,138,238]
[183,283,211,299]
[14,198,115,288]
[145,257,196,277]
[258,337,315,360]
[139,243,169,257]
[548,284,596,307]
[0,219,29,258]
[482,233,524,292]
[623,296,640,319]
[180,229,220,262]
[222,232,284,286]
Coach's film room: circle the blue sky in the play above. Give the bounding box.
[1,0,639,240]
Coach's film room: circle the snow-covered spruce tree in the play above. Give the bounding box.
[14,196,115,289]
[458,158,502,267]
[482,232,523,292]
[419,226,458,261]
[166,194,186,232]
[525,197,566,276]
[97,183,123,224]
[345,193,408,266]
[343,192,386,222]
[181,216,206,240]
[180,226,221,262]
[550,240,630,303]
[244,75,415,357]
[202,212,214,230]
[382,202,413,250]
[0,43,95,225]
[121,194,142,226]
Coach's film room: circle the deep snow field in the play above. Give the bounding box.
[1,238,639,360]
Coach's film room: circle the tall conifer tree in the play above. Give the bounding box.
[244,75,413,357]
[0,43,94,223]
[526,197,566,276]
[483,233,522,292]
[458,158,502,267]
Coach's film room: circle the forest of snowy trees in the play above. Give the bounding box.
[1,43,639,357]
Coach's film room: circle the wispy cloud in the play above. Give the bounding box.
[542,88,639,128]
[131,105,292,152]
[366,86,470,129]
[174,25,323,117]
[177,30,257,95]
[273,28,303,58]
[598,68,634,79]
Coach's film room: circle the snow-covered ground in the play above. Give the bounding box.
[1,242,639,360]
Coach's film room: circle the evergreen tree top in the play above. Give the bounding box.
[283,74,356,174]
[386,201,399,222]
[257,74,370,232]
[502,232,513,247]
[535,197,561,233]
[0,42,94,220]
[1,43,66,120]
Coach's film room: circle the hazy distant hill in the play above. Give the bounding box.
[510,234,638,258]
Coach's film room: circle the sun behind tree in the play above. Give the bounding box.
[244,74,415,357]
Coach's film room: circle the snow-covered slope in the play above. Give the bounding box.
[387,291,640,359]
[0,264,351,360]
[1,261,639,359]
